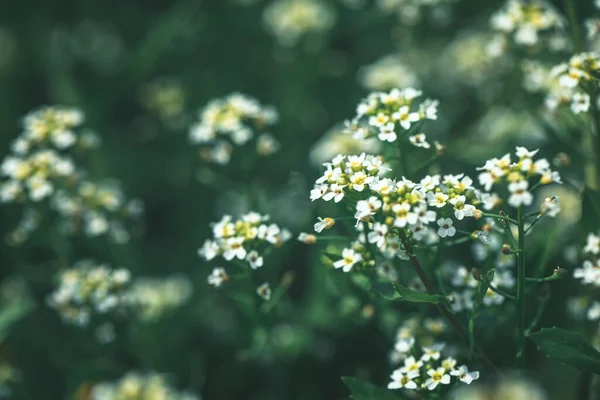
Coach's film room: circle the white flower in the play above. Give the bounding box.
[349,171,373,191]
[508,180,533,207]
[571,92,591,114]
[394,337,415,353]
[425,367,450,390]
[400,356,422,373]
[437,218,456,238]
[378,122,397,142]
[427,192,449,208]
[584,233,600,254]
[367,222,388,248]
[310,184,328,201]
[354,196,382,224]
[450,365,480,384]
[297,232,317,244]
[409,133,430,149]
[333,248,362,272]
[256,282,271,300]
[223,237,247,260]
[421,344,443,362]
[314,217,335,233]
[246,250,263,269]
[450,195,475,220]
[587,301,600,320]
[540,196,560,217]
[393,105,420,130]
[441,357,457,371]
[387,369,419,390]
[207,267,228,287]
[322,183,346,203]
[198,240,220,261]
[392,203,418,228]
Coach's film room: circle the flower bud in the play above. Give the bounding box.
[297,233,317,244]
[501,244,512,254]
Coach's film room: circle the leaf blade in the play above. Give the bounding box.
[528,327,600,375]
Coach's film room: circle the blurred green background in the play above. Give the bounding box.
[0,0,597,398]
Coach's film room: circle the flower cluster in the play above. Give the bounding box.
[11,106,99,153]
[310,154,483,272]
[390,316,448,363]
[477,147,561,208]
[189,93,279,165]
[544,52,600,114]
[387,340,479,393]
[343,88,438,148]
[199,212,292,280]
[358,55,419,91]
[1,150,75,203]
[262,0,336,46]
[47,260,132,326]
[376,0,458,26]
[90,371,198,400]
[51,181,143,243]
[0,106,142,244]
[574,232,600,288]
[490,0,564,49]
[128,275,193,321]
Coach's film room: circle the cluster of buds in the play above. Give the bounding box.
[343,88,438,148]
[189,93,280,165]
[387,339,479,392]
[544,52,600,114]
[90,371,198,400]
[263,0,336,46]
[47,260,132,326]
[0,106,142,244]
[477,147,561,208]
[390,316,448,363]
[310,154,483,272]
[490,0,564,48]
[199,212,292,277]
[127,275,193,322]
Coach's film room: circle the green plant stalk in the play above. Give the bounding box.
[397,230,499,372]
[516,205,526,367]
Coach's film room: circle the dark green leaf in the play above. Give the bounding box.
[528,327,600,375]
[374,281,447,305]
[468,269,495,354]
[581,186,600,234]
[342,377,402,400]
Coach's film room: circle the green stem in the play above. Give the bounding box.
[589,85,600,189]
[489,284,517,301]
[516,205,526,367]
[525,292,549,336]
[397,230,499,372]
[481,212,519,225]
[564,0,582,53]
[524,216,543,235]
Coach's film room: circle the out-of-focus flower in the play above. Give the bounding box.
[309,124,380,167]
[189,93,279,165]
[490,0,565,51]
[263,0,336,46]
[128,275,193,321]
[376,0,458,26]
[358,55,419,91]
[47,260,131,326]
[256,282,271,300]
[449,375,547,400]
[90,371,199,400]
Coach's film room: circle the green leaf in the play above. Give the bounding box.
[468,269,495,354]
[581,186,600,234]
[528,327,600,375]
[342,377,402,400]
[0,298,34,341]
[374,282,447,305]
